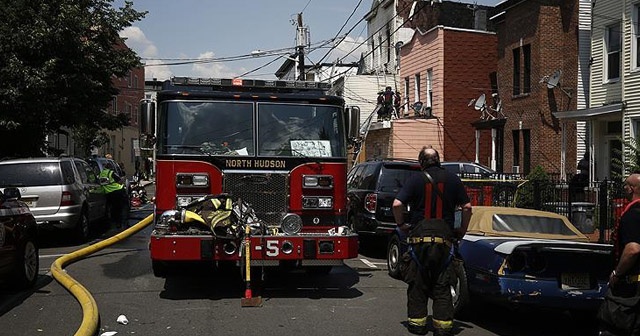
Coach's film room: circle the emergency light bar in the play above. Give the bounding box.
[171,77,330,90]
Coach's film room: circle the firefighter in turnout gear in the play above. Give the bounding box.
[392,147,472,336]
[100,166,128,228]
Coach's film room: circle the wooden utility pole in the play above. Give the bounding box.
[296,13,307,81]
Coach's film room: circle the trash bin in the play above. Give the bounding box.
[542,202,570,217]
[570,202,595,234]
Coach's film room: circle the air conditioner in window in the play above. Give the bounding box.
[512,165,520,174]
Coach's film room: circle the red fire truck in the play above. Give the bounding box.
[140,77,360,277]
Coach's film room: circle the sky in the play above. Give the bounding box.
[118,0,500,81]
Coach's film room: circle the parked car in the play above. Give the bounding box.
[0,157,107,242]
[346,158,422,242]
[387,206,613,316]
[0,187,39,289]
[441,161,496,179]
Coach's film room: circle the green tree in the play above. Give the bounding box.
[611,135,640,181]
[515,165,551,209]
[0,0,146,158]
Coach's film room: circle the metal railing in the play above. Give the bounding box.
[461,177,625,243]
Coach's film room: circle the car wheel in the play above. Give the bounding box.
[74,211,90,243]
[450,259,471,318]
[12,238,39,289]
[387,234,402,280]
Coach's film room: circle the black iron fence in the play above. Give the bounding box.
[461,176,625,244]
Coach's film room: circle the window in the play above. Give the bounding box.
[606,23,621,80]
[404,77,410,112]
[414,74,421,103]
[523,129,531,174]
[523,44,531,93]
[112,97,117,113]
[370,40,375,69]
[378,35,383,69]
[513,48,520,95]
[132,106,139,127]
[386,25,392,64]
[125,103,132,124]
[634,5,640,70]
[426,69,433,107]
[512,130,520,167]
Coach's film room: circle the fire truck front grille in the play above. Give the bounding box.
[223,172,288,226]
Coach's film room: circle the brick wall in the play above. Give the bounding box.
[495,0,578,175]
[399,26,497,167]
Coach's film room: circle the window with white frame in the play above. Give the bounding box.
[426,69,433,107]
[606,23,621,80]
[370,40,375,70]
[634,5,640,70]
[414,74,421,103]
[378,35,383,69]
[404,77,410,114]
[633,119,640,142]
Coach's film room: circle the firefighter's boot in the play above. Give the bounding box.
[407,317,428,335]
[433,319,453,336]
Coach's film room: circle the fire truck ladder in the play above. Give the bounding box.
[353,105,382,163]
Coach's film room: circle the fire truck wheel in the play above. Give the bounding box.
[305,266,332,275]
[152,261,169,278]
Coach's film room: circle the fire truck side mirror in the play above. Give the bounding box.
[140,100,156,135]
[346,106,360,142]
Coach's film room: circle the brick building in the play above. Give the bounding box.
[100,65,145,176]
[491,0,579,176]
[371,0,498,168]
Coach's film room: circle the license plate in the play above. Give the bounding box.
[561,272,591,290]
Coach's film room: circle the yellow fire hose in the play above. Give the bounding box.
[50,214,154,336]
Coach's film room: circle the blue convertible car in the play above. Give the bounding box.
[387,206,613,316]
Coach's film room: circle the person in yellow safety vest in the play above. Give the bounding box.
[99,167,128,229]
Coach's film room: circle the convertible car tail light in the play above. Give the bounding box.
[505,250,547,274]
[506,251,526,272]
[364,193,377,213]
[527,252,547,273]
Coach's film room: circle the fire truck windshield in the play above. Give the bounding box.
[159,101,346,158]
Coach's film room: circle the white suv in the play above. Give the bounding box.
[0,157,107,242]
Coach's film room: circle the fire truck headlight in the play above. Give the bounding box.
[176,173,209,188]
[303,196,333,209]
[303,175,333,188]
[281,213,302,235]
[177,196,193,207]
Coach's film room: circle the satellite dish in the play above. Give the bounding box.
[547,70,562,89]
[409,1,418,19]
[474,94,486,111]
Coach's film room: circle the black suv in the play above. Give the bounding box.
[346,158,421,242]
